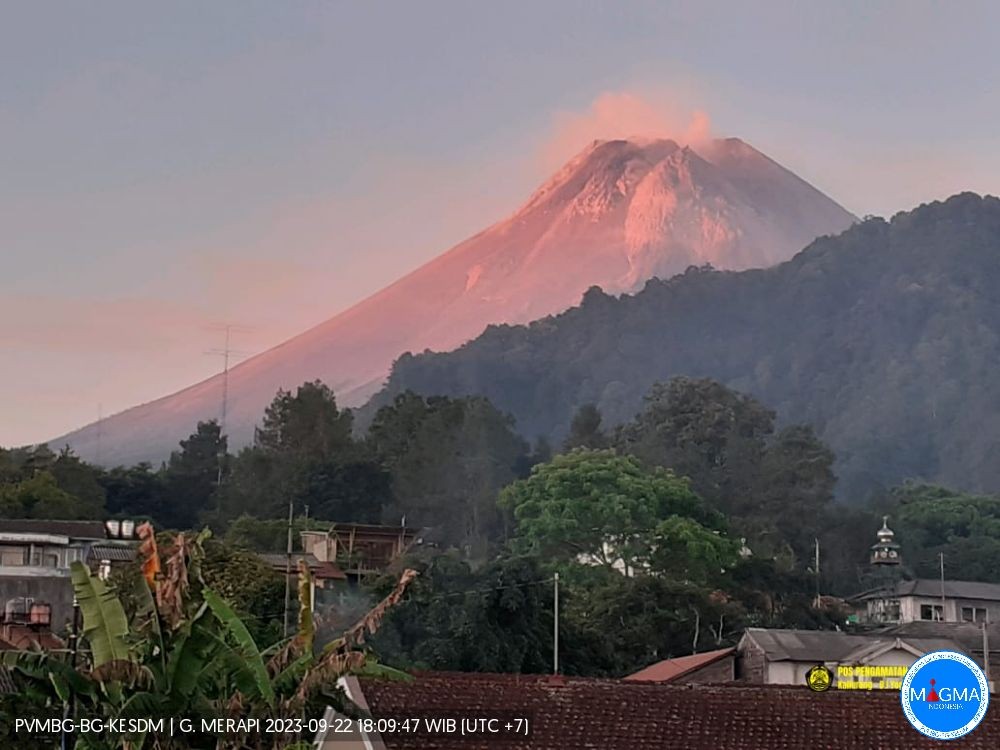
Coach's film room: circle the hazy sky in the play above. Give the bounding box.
[4,1,1000,447]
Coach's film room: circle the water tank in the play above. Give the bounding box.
[29,602,51,626]
[4,597,30,623]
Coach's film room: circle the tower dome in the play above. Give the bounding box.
[870,515,901,566]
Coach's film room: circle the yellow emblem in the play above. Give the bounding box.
[806,665,833,692]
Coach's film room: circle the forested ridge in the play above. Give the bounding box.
[376,193,1000,500]
[6,193,1000,681]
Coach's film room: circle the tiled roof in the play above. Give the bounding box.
[856,579,1000,603]
[351,672,1000,749]
[625,647,734,682]
[897,579,1000,601]
[0,519,106,539]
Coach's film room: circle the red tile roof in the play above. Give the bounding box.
[352,672,1000,749]
[625,647,734,683]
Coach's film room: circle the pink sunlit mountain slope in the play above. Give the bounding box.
[52,137,855,465]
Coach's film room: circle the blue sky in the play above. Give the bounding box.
[3,1,1000,446]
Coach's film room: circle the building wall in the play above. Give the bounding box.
[677,656,735,684]
[0,575,74,633]
[762,650,921,687]
[899,596,1000,624]
[736,641,766,683]
[952,599,1000,623]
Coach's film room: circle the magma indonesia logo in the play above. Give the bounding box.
[901,650,989,740]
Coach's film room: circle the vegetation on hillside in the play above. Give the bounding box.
[376,193,1000,500]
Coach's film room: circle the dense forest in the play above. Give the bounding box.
[5,375,1000,676]
[374,193,1000,501]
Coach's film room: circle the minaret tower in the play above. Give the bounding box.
[870,516,901,567]
[861,516,904,624]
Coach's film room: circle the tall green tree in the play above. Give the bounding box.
[616,378,837,568]
[368,392,530,555]
[161,420,226,529]
[500,449,736,580]
[220,382,388,524]
[101,462,164,519]
[371,553,553,674]
[616,378,774,512]
[880,483,1000,581]
[0,471,99,519]
[563,403,608,451]
[255,381,354,460]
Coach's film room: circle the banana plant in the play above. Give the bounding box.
[2,528,417,750]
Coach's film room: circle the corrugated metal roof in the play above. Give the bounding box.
[743,628,963,662]
[897,579,1000,601]
[87,544,137,562]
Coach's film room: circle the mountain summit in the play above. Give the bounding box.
[53,137,855,465]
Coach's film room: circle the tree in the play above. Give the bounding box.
[616,378,774,513]
[371,553,553,674]
[369,392,530,555]
[747,425,836,561]
[616,379,839,569]
[101,463,164,519]
[881,483,1000,581]
[563,404,608,451]
[161,421,226,529]
[500,450,735,579]
[218,382,385,524]
[559,570,738,676]
[50,448,107,511]
[0,471,99,519]
[224,515,327,553]
[255,381,354,460]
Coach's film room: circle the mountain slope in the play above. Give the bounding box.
[52,138,854,466]
[376,193,1000,499]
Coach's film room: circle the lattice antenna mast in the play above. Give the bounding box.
[204,324,252,435]
[204,324,252,485]
[95,403,103,466]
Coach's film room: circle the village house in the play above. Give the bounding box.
[0,518,138,643]
[300,522,418,582]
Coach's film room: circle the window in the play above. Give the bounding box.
[0,546,26,566]
[920,604,944,621]
[962,606,988,623]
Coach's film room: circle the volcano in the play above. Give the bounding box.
[52,137,855,465]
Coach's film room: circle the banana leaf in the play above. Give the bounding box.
[202,588,275,708]
[70,561,130,667]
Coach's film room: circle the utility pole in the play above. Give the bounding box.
[940,553,947,621]
[553,573,560,674]
[814,538,821,607]
[61,596,81,750]
[983,621,991,689]
[283,500,294,638]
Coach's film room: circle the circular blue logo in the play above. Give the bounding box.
[900,650,989,740]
